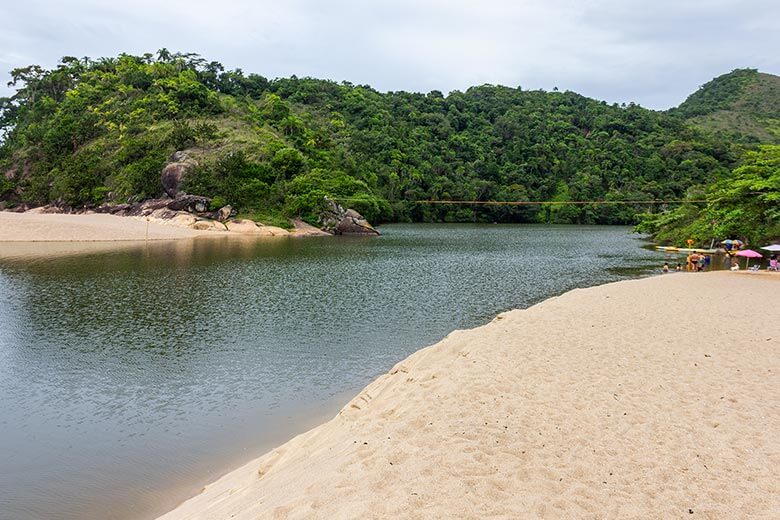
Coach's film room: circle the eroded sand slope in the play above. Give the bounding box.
[160,272,779,519]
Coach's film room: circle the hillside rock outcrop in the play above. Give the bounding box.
[161,151,198,197]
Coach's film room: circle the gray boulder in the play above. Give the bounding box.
[336,210,380,235]
[216,205,233,222]
[318,198,379,235]
[168,194,210,213]
[96,194,212,217]
[161,151,198,197]
[318,198,345,234]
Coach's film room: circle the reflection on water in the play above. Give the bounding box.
[0,225,664,520]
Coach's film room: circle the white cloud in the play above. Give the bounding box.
[1,0,778,108]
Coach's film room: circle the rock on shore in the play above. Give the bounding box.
[318,198,380,235]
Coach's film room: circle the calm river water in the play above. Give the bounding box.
[0,224,665,520]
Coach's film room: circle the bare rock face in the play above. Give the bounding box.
[124,199,170,216]
[170,212,198,228]
[167,194,210,213]
[192,219,227,231]
[317,199,343,234]
[226,219,290,236]
[291,219,331,237]
[147,208,178,220]
[336,209,379,235]
[318,198,379,235]
[95,194,211,219]
[225,219,261,234]
[161,151,198,197]
[216,205,233,222]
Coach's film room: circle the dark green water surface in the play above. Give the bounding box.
[0,224,665,520]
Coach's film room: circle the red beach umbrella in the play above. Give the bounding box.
[735,249,763,269]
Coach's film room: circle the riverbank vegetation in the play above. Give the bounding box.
[636,144,779,245]
[0,51,777,242]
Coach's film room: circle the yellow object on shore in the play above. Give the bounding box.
[655,246,720,254]
[158,272,780,520]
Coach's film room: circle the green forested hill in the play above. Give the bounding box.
[671,68,780,144]
[0,51,752,228]
[637,69,780,246]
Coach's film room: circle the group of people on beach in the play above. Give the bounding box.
[662,252,779,273]
[686,252,710,272]
[661,252,711,273]
[728,252,780,271]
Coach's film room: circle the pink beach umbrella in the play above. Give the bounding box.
[736,249,763,269]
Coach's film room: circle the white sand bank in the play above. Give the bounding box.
[0,211,209,241]
[158,272,779,520]
[0,212,324,258]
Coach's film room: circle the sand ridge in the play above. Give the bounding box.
[157,272,779,519]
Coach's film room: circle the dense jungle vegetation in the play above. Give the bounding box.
[0,51,777,243]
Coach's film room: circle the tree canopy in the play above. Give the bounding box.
[636,144,780,246]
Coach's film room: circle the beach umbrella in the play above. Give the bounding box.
[721,239,744,256]
[720,238,745,256]
[736,249,762,269]
[760,244,780,252]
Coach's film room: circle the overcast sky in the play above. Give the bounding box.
[1,0,778,109]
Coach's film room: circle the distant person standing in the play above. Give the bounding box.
[690,252,700,272]
[703,254,711,271]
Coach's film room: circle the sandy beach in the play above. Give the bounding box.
[158,271,779,519]
[0,213,334,260]
[0,211,316,242]
[0,211,214,241]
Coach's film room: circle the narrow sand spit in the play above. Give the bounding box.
[158,272,779,520]
[0,211,322,247]
[0,211,209,241]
